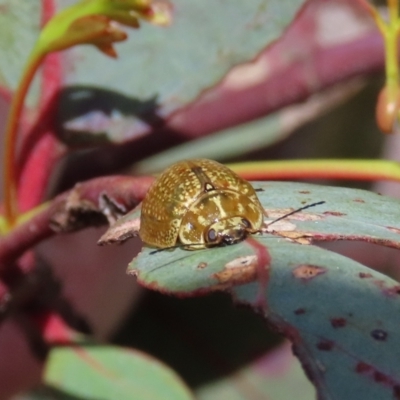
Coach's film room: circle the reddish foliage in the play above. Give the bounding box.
[17,2,63,212]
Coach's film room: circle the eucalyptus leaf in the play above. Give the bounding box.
[44,345,194,400]
[58,0,306,144]
[126,181,400,400]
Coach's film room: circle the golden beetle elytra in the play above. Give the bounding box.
[139,159,264,250]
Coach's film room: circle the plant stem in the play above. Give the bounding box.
[359,0,400,131]
[228,159,400,182]
[3,50,46,229]
[385,0,399,92]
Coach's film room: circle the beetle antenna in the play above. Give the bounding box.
[267,201,325,227]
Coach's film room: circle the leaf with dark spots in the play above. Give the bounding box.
[233,244,400,400]
[355,361,400,397]
[104,180,400,249]
[123,181,400,400]
[130,238,400,399]
[255,182,400,249]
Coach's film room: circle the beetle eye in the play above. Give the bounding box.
[241,218,251,229]
[207,228,217,242]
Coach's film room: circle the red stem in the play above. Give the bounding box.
[3,51,46,227]
[0,175,153,273]
[17,52,65,213]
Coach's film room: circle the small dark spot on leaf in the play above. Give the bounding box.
[330,318,347,328]
[299,190,310,194]
[197,262,208,269]
[293,265,326,280]
[353,198,365,203]
[374,371,389,383]
[382,283,400,296]
[393,385,400,399]
[359,272,373,279]
[323,211,346,217]
[387,226,400,234]
[294,308,306,315]
[255,188,264,192]
[373,280,400,297]
[316,340,334,351]
[389,286,400,295]
[371,329,388,341]
[355,362,372,373]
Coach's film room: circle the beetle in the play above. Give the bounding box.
[139,159,264,250]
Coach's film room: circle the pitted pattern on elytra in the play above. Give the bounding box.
[139,159,264,248]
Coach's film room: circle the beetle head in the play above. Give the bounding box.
[204,217,255,246]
